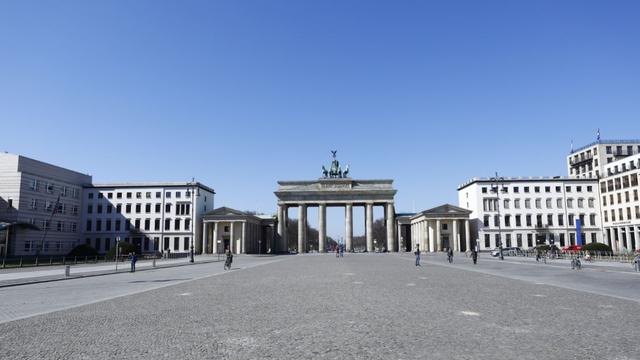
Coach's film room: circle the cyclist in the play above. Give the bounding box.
[224,248,233,270]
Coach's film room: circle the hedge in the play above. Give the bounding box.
[105,241,139,260]
[67,244,99,257]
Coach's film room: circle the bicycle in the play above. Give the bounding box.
[224,255,233,270]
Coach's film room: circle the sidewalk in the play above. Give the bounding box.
[0,255,225,288]
[466,252,638,272]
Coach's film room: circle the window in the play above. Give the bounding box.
[136,192,142,199]
[576,186,582,192]
[513,187,519,193]
[135,204,141,213]
[601,182,607,193]
[514,199,520,209]
[57,221,63,232]
[589,214,596,226]
[484,234,490,248]
[30,198,37,210]
[555,186,561,193]
[126,192,132,199]
[535,199,542,209]
[587,186,592,192]
[97,205,103,214]
[166,192,172,199]
[185,218,191,231]
[546,198,552,209]
[545,186,551,193]
[30,179,38,191]
[61,186,68,197]
[524,187,530,193]
[526,215,532,227]
[558,214,564,226]
[547,214,553,226]
[559,233,565,247]
[96,220,102,232]
[165,219,171,231]
[86,220,92,232]
[588,198,595,208]
[108,192,113,199]
[567,198,574,208]
[174,237,179,251]
[105,239,111,251]
[164,237,170,251]
[134,219,141,230]
[156,192,161,198]
[144,219,150,231]
[115,220,121,231]
[516,234,522,248]
[145,204,151,213]
[117,192,123,199]
[125,204,131,213]
[577,198,584,208]
[87,204,93,214]
[98,192,104,199]
[183,237,189,250]
[125,219,131,231]
[525,199,531,209]
[176,191,182,198]
[503,199,510,209]
[494,215,499,227]
[569,214,575,226]
[175,218,181,230]
[88,192,94,199]
[144,238,149,251]
[116,204,122,213]
[146,192,152,199]
[534,186,540,193]
[155,219,160,231]
[483,216,490,227]
[166,203,172,213]
[527,234,533,248]
[73,205,78,215]
[482,187,487,194]
[536,215,542,227]
[515,215,521,227]
[505,215,511,227]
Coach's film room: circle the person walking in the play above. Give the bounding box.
[633,254,640,272]
[414,245,421,266]
[471,248,478,265]
[336,246,340,258]
[224,247,233,270]
[447,247,453,264]
[129,252,137,272]
[339,244,344,257]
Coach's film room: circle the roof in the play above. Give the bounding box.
[87,181,215,194]
[570,139,640,154]
[457,176,598,191]
[0,221,41,231]
[203,207,275,222]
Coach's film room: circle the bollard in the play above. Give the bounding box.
[35,257,39,267]
[65,265,71,277]
[153,258,156,268]
[19,257,23,267]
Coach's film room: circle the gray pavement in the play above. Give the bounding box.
[0,253,639,359]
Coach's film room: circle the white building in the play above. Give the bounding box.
[82,182,215,255]
[458,177,602,251]
[599,153,640,252]
[567,140,640,179]
[0,153,91,256]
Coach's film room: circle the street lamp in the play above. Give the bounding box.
[490,172,507,260]
[115,236,121,271]
[188,182,200,264]
[374,239,377,253]
[217,240,221,261]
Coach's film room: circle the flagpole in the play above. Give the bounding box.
[37,194,61,256]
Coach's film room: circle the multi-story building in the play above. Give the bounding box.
[567,140,640,179]
[599,153,640,252]
[458,177,602,251]
[0,153,91,256]
[82,183,215,255]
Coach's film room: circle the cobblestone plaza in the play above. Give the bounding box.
[0,254,638,359]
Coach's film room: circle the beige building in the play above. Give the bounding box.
[599,153,640,252]
[201,207,275,255]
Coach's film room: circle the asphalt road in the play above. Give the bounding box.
[0,253,638,360]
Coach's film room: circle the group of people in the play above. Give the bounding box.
[414,246,478,266]
[335,245,344,258]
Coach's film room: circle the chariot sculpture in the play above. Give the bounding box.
[321,150,350,178]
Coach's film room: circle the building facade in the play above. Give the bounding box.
[599,153,640,252]
[396,204,472,253]
[201,207,276,255]
[458,177,602,251]
[567,140,640,179]
[0,153,91,256]
[81,182,215,255]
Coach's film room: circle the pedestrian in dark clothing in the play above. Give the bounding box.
[447,247,453,263]
[415,245,421,266]
[336,246,340,258]
[340,245,344,257]
[130,252,137,272]
[471,249,478,265]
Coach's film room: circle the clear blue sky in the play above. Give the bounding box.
[2,1,639,239]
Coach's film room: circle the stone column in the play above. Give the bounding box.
[213,222,218,254]
[366,203,374,252]
[386,203,395,252]
[345,204,353,252]
[241,221,246,254]
[453,220,459,252]
[277,204,286,253]
[397,222,402,252]
[428,220,435,253]
[229,222,235,254]
[298,204,307,253]
[436,219,442,251]
[284,206,289,252]
[201,222,207,254]
[465,219,471,252]
[318,203,327,253]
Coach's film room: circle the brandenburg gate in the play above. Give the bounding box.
[274,151,397,253]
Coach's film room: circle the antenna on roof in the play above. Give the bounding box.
[597,128,601,141]
[570,139,574,153]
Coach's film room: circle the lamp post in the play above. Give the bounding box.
[217,240,221,261]
[374,239,377,253]
[188,182,200,263]
[258,240,262,256]
[115,236,121,271]
[490,172,507,261]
